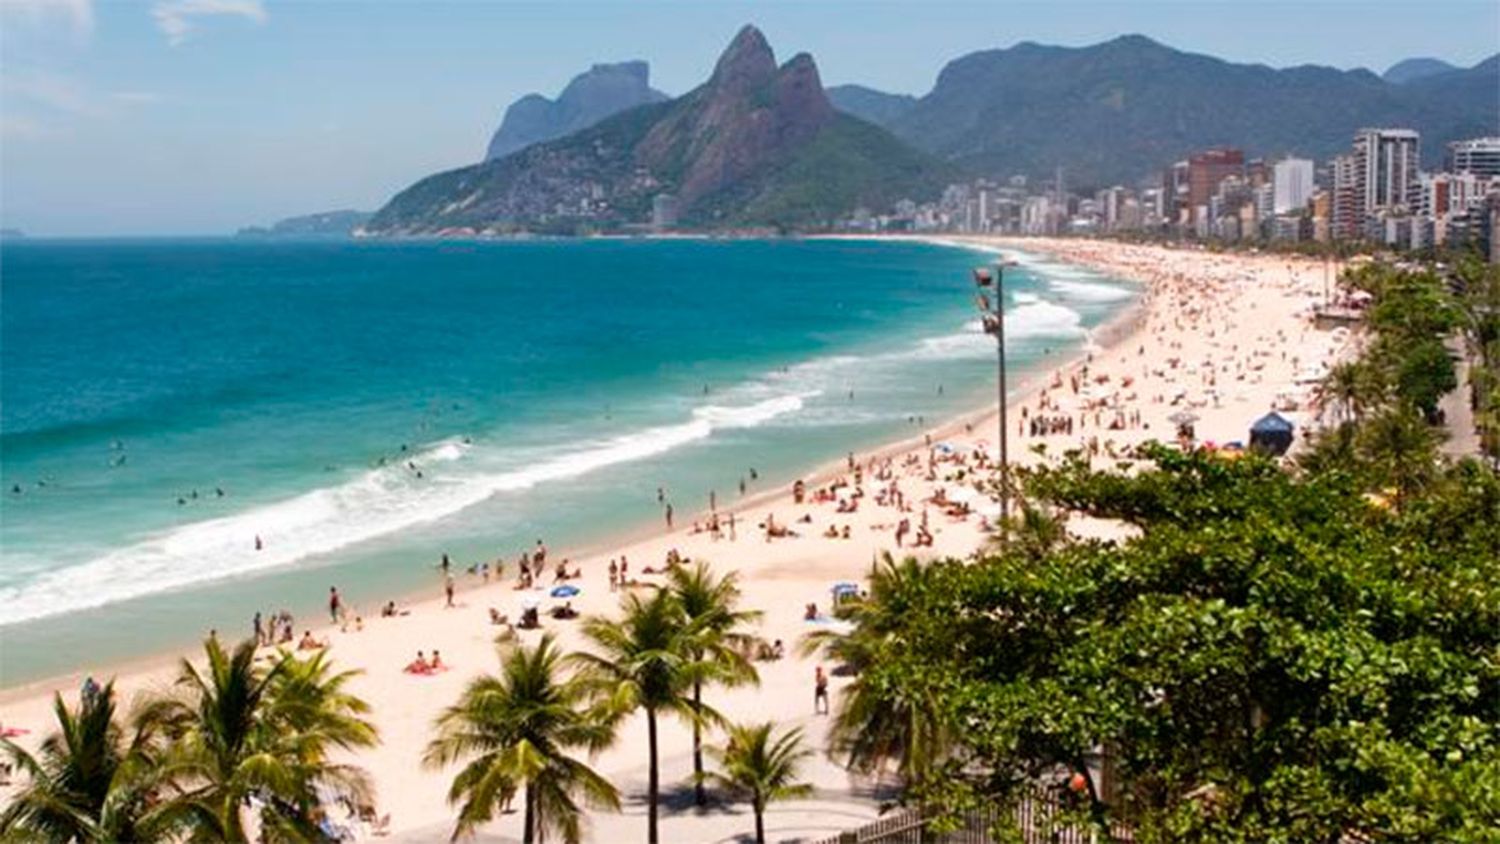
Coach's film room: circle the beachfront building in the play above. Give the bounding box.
[1352,128,1421,234]
[1273,157,1315,214]
[1448,137,1500,178]
[1188,148,1245,226]
[651,193,677,231]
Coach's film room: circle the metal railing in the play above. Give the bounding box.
[811,790,1134,844]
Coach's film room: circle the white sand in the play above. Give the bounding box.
[0,238,1354,843]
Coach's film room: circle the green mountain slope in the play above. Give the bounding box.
[366,26,951,235]
[876,35,1498,186]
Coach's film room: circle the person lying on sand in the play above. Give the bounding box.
[404,651,430,674]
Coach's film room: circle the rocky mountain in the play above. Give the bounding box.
[827,84,918,125]
[368,26,953,235]
[485,61,669,161]
[866,35,1498,187]
[237,209,371,238]
[1383,57,1459,84]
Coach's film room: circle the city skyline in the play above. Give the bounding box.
[3,0,1497,236]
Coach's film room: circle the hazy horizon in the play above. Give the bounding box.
[3,0,1497,237]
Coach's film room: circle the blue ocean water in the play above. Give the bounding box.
[0,238,1133,684]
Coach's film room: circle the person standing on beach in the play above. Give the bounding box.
[444,573,456,608]
[439,553,451,575]
[328,587,343,623]
[665,503,674,529]
[253,611,264,645]
[814,666,829,715]
[608,559,618,591]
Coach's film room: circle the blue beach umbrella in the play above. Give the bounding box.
[551,584,581,599]
[831,582,859,596]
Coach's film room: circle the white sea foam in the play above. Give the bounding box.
[1048,279,1135,303]
[0,395,812,625]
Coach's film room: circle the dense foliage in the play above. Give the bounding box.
[810,258,1499,841]
[823,446,1498,842]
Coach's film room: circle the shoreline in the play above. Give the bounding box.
[0,237,1143,703]
[1,237,1344,841]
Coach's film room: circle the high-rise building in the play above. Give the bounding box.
[1331,155,1359,239]
[1188,149,1244,224]
[1272,158,1315,214]
[1352,128,1420,216]
[1447,137,1500,177]
[651,194,677,230]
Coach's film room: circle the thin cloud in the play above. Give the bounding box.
[0,0,95,40]
[2,68,100,116]
[151,0,266,46]
[0,113,53,140]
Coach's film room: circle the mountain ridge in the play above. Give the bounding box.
[856,34,1497,187]
[485,60,669,161]
[366,26,953,235]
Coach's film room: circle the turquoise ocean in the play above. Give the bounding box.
[0,238,1135,685]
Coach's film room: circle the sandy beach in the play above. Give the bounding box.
[0,237,1355,842]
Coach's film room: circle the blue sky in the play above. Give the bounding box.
[3,0,1496,236]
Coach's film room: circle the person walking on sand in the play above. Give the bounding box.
[328,587,342,623]
[814,666,830,715]
[608,559,618,591]
[444,573,455,608]
[665,503,673,529]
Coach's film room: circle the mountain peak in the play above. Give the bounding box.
[485,59,668,160]
[1383,56,1459,84]
[712,24,777,88]
[776,52,833,124]
[370,26,949,235]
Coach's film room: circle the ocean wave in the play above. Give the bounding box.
[1048,279,1135,303]
[0,394,812,626]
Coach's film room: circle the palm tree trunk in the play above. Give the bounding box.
[692,678,705,807]
[647,706,660,844]
[523,783,536,844]
[754,796,765,844]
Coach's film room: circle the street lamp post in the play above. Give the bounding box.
[972,263,1010,534]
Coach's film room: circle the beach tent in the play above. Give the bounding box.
[1249,412,1295,455]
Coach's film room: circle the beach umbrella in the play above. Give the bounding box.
[1249,411,1295,456]
[1168,410,1199,426]
[831,582,859,596]
[550,584,580,599]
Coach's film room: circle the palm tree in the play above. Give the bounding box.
[1322,361,1364,424]
[1357,404,1442,502]
[705,722,813,844]
[571,590,709,844]
[799,555,952,791]
[665,561,761,807]
[424,634,620,843]
[0,682,170,842]
[138,637,378,842]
